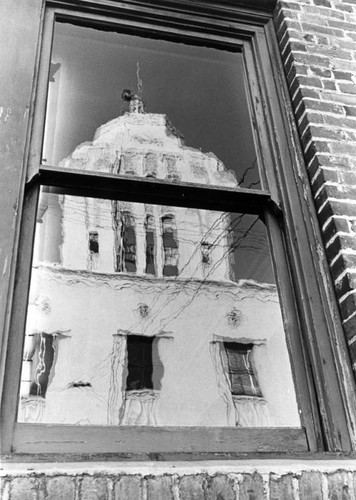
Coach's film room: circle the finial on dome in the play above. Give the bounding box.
[121,89,145,114]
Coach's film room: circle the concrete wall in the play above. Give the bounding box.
[2,462,356,499]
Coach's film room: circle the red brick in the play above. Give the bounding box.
[337,3,353,12]
[342,171,356,185]
[304,141,331,164]
[330,143,356,156]
[311,66,332,77]
[345,106,356,117]
[317,184,356,204]
[276,7,300,27]
[207,475,235,500]
[47,476,75,500]
[347,31,356,42]
[311,167,340,192]
[299,76,324,88]
[294,90,321,114]
[279,1,302,10]
[314,0,332,7]
[339,83,356,94]
[339,290,356,319]
[327,18,356,31]
[331,253,356,282]
[322,115,356,130]
[276,18,303,40]
[330,196,356,218]
[299,472,323,500]
[293,52,331,67]
[316,46,353,60]
[333,70,354,80]
[303,99,345,115]
[344,314,356,341]
[270,474,295,500]
[302,22,345,37]
[318,92,356,106]
[179,475,205,499]
[326,234,356,264]
[146,476,173,500]
[239,474,265,500]
[309,125,347,141]
[347,338,356,365]
[322,216,350,242]
[323,80,337,91]
[320,91,356,106]
[336,38,356,50]
[307,154,330,178]
[81,476,108,500]
[114,476,142,500]
[335,271,356,303]
[299,113,324,137]
[305,5,346,19]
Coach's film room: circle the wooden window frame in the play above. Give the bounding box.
[1,0,356,459]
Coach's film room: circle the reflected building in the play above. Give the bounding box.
[19,95,300,428]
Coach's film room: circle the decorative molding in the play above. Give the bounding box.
[226,308,244,328]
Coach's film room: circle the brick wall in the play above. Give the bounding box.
[1,464,356,499]
[274,0,356,370]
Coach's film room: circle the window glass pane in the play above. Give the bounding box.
[18,188,300,427]
[43,23,260,189]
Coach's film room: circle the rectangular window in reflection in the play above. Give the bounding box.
[18,189,300,428]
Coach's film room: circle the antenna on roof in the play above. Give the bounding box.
[121,63,145,113]
[137,61,143,99]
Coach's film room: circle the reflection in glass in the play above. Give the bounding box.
[43,22,260,189]
[18,189,300,427]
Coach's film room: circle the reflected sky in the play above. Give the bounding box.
[44,23,259,189]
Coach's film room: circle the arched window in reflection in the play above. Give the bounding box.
[145,215,156,276]
[115,211,137,273]
[88,230,99,271]
[162,215,179,277]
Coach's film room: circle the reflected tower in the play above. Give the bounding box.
[18,93,300,429]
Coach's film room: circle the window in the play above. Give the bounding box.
[162,215,179,277]
[145,215,156,275]
[114,210,137,273]
[88,231,99,270]
[88,231,99,255]
[222,342,262,399]
[2,0,354,456]
[201,242,212,266]
[126,335,155,391]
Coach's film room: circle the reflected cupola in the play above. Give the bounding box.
[58,90,238,188]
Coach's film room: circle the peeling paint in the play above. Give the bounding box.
[23,105,29,122]
[2,255,8,277]
[12,199,18,230]
[4,107,12,122]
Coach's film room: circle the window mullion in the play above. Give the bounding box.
[37,165,271,215]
